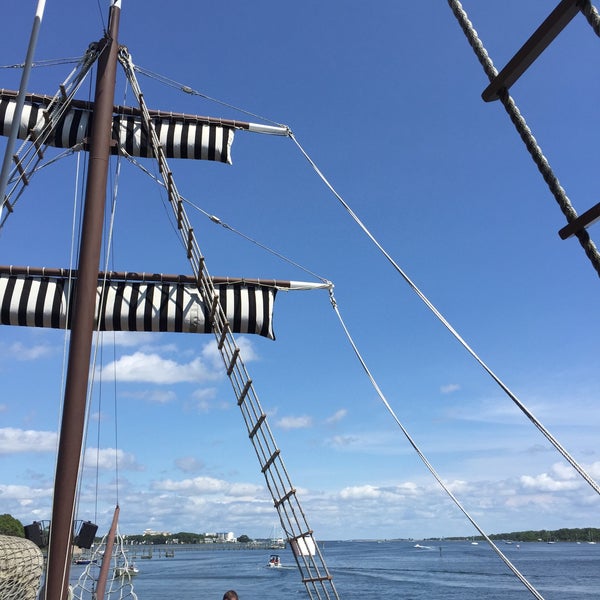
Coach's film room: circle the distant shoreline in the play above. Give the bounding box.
[335,527,599,544]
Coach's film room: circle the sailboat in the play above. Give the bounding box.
[0,1,599,599]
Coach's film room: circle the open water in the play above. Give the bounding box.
[70,540,599,599]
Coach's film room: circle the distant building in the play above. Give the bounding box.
[143,529,171,537]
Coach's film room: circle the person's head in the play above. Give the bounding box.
[223,591,238,600]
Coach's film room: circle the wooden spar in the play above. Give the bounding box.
[0,265,330,290]
[43,2,121,599]
[0,88,290,135]
[94,506,120,600]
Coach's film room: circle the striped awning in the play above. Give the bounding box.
[0,272,276,339]
[0,90,234,163]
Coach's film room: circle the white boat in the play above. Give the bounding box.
[267,554,282,568]
[114,562,139,577]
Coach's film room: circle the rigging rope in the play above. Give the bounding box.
[133,64,287,128]
[114,148,332,288]
[446,0,600,278]
[183,199,332,286]
[288,133,600,499]
[0,57,82,69]
[1,43,102,225]
[328,289,546,600]
[580,0,600,35]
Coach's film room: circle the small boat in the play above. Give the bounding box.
[267,554,282,568]
[114,562,139,577]
[414,544,434,550]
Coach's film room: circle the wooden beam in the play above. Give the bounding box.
[482,0,582,102]
[559,202,600,239]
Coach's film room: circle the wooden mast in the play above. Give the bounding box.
[43,2,121,599]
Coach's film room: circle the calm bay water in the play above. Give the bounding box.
[70,540,599,599]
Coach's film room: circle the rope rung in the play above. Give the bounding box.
[261,449,280,472]
[302,575,333,583]
[238,379,252,406]
[249,414,266,439]
[186,227,194,259]
[226,348,240,376]
[13,156,28,185]
[274,488,296,507]
[31,133,45,159]
[217,325,229,349]
[482,0,581,102]
[559,201,600,239]
[208,294,219,323]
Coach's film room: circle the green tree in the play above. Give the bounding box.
[237,534,252,543]
[0,514,25,537]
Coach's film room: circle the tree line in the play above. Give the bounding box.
[0,514,254,545]
[1,514,597,544]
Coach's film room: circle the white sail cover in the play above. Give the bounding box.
[0,91,234,162]
[0,273,276,339]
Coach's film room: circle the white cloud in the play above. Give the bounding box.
[328,434,360,448]
[0,428,56,454]
[190,387,221,412]
[175,456,206,474]
[9,341,54,361]
[0,483,52,501]
[340,484,381,500]
[96,331,156,348]
[154,476,263,499]
[519,461,588,492]
[201,337,258,366]
[96,337,258,385]
[440,383,460,394]
[82,447,141,471]
[99,351,221,384]
[276,415,313,430]
[122,389,177,404]
[325,409,347,424]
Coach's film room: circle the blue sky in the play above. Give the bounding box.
[0,0,599,542]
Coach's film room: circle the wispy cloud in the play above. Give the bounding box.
[190,387,222,412]
[97,332,157,348]
[325,409,347,424]
[8,342,55,361]
[175,456,206,474]
[276,415,313,430]
[440,383,460,394]
[122,389,177,404]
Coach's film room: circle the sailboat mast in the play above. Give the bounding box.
[43,2,121,599]
[0,0,46,222]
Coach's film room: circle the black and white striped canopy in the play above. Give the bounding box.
[0,272,276,339]
[0,90,234,163]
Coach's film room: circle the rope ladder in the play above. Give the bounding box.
[118,46,340,600]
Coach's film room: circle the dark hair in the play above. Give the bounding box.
[223,591,238,600]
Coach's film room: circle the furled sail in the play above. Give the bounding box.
[0,268,278,339]
[0,89,234,162]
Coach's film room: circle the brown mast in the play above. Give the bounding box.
[43,2,121,599]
